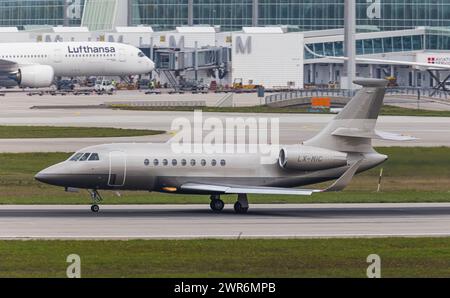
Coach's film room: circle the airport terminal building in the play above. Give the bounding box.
[1,0,450,89]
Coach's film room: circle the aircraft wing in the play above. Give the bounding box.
[180,160,363,195]
[180,183,316,195]
[0,59,18,73]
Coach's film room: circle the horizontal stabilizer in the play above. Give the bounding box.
[332,128,417,141]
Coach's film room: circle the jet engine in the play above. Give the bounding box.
[278,145,348,171]
[13,65,55,88]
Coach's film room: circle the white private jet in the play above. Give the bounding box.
[36,79,415,214]
[0,42,155,88]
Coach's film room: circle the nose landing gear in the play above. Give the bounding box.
[88,189,103,213]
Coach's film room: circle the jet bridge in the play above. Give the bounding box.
[143,46,231,90]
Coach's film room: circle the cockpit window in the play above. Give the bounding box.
[68,152,100,162]
[69,153,83,161]
[79,153,91,161]
[89,153,100,161]
[138,52,145,58]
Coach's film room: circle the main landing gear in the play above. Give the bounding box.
[234,194,249,214]
[210,195,225,212]
[88,189,103,213]
[209,194,249,214]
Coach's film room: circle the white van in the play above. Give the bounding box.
[94,80,116,94]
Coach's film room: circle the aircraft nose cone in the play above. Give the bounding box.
[34,170,56,185]
[147,59,155,72]
[34,164,67,186]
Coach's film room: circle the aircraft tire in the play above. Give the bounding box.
[91,204,100,213]
[234,201,248,214]
[210,199,225,212]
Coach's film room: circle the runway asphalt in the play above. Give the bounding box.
[1,203,449,240]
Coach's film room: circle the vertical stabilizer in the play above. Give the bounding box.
[304,79,388,153]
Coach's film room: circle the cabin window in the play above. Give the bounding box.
[211,159,217,166]
[220,159,226,166]
[89,153,100,161]
[181,159,187,166]
[172,159,177,166]
[190,159,196,166]
[162,159,168,166]
[201,159,206,167]
[153,159,159,166]
[144,159,150,166]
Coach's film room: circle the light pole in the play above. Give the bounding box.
[344,0,356,90]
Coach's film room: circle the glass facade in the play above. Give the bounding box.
[257,0,450,32]
[0,0,449,37]
[305,35,425,59]
[192,0,253,31]
[131,0,189,30]
[129,0,450,33]
[258,0,344,31]
[82,0,117,31]
[427,28,450,51]
[0,0,84,28]
[356,0,450,31]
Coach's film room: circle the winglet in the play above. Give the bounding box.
[320,159,363,192]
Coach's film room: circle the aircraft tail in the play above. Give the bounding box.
[304,79,389,153]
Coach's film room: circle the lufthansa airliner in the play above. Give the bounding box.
[0,42,155,88]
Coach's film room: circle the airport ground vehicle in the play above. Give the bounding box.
[138,79,151,90]
[232,78,260,90]
[56,79,75,91]
[85,77,97,87]
[94,80,116,93]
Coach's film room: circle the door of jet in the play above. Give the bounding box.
[108,151,127,187]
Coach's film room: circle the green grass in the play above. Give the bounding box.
[381,105,450,117]
[0,238,449,277]
[1,147,450,205]
[0,126,165,139]
[111,104,450,117]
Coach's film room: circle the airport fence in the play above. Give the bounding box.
[265,87,450,105]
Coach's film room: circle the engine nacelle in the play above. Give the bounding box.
[17,65,55,88]
[279,145,348,171]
